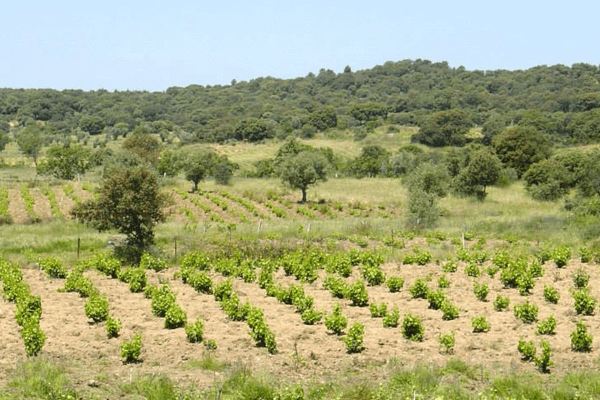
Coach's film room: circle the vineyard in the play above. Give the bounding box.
[3,222,600,398]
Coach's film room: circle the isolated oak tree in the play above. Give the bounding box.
[72,167,166,264]
[278,151,328,203]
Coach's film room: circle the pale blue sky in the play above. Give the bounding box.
[2,0,598,91]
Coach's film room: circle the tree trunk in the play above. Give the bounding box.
[301,188,307,203]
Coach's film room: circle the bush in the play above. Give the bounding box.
[346,281,369,306]
[325,303,347,335]
[552,245,571,268]
[537,315,556,335]
[409,278,429,299]
[180,250,211,272]
[472,316,491,333]
[517,338,537,361]
[84,294,109,323]
[140,252,168,271]
[164,304,187,329]
[535,340,553,373]
[62,271,94,298]
[473,282,489,301]
[221,292,250,321]
[188,272,213,294]
[301,308,323,325]
[186,318,204,343]
[464,263,481,278]
[369,302,388,318]
[151,285,176,317]
[441,260,458,273]
[383,307,400,327]
[343,322,365,353]
[572,267,590,288]
[121,333,142,363]
[213,279,233,302]
[441,301,459,320]
[21,320,46,357]
[106,316,122,338]
[438,331,455,354]
[92,253,121,278]
[402,314,424,341]
[361,264,386,286]
[528,260,544,278]
[543,285,560,304]
[514,302,539,324]
[437,274,450,288]
[571,321,593,352]
[246,307,277,354]
[573,289,596,315]
[580,246,593,263]
[386,276,405,293]
[39,257,67,279]
[426,289,446,310]
[15,295,42,326]
[517,272,535,296]
[493,295,510,311]
[323,275,347,299]
[118,267,147,293]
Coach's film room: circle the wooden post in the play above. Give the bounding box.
[174,237,177,259]
[77,237,81,259]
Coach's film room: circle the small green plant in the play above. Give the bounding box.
[186,318,204,343]
[573,289,596,315]
[369,302,388,318]
[426,289,446,310]
[471,316,491,333]
[325,303,347,335]
[39,257,67,279]
[301,308,323,325]
[323,275,347,299]
[438,331,455,354]
[213,279,233,302]
[15,295,42,326]
[535,340,553,373]
[486,265,500,278]
[437,274,450,288]
[204,339,217,350]
[164,304,187,329]
[571,321,593,352]
[84,294,109,323]
[473,282,489,301]
[493,295,510,311]
[121,333,142,363]
[579,246,593,263]
[361,264,386,286]
[552,245,571,268]
[572,267,590,289]
[118,267,147,293]
[21,320,46,357]
[106,316,122,338]
[402,313,424,341]
[528,260,544,278]
[517,338,537,361]
[441,301,459,320]
[442,260,458,273]
[346,281,369,306]
[188,272,213,294]
[514,302,539,324]
[386,276,405,292]
[536,315,556,335]
[409,278,429,299]
[343,322,365,353]
[383,307,400,327]
[543,285,560,304]
[140,252,168,271]
[517,272,535,296]
[151,285,176,317]
[464,263,481,278]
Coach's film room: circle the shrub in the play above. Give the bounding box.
[473,282,489,301]
[221,292,251,321]
[383,307,400,327]
[572,267,590,289]
[151,285,176,317]
[402,314,424,341]
[180,250,211,271]
[528,260,544,278]
[188,272,213,294]
[571,321,593,352]
[121,333,142,363]
[537,315,556,335]
[62,271,94,298]
[186,319,204,343]
[323,275,347,299]
[21,320,46,357]
[361,264,386,286]
[343,322,365,353]
[386,276,405,293]
[403,250,432,266]
[441,301,459,320]
[301,308,323,325]
[438,331,455,354]
[472,316,491,333]
[325,303,348,334]
[442,260,458,273]
[204,339,217,350]
[437,274,450,288]
[409,278,429,299]
[118,267,147,293]
[573,289,596,315]
[490,296,509,314]
[346,281,369,306]
[143,284,158,299]
[106,316,122,338]
[140,252,168,271]
[247,307,277,354]
[517,338,536,361]
[579,246,593,263]
[517,272,535,296]
[369,302,388,318]
[535,340,553,373]
[39,257,67,279]
[543,286,560,304]
[84,294,109,323]
[15,295,42,326]
[164,304,187,329]
[514,302,539,324]
[464,263,481,278]
[92,253,121,278]
[213,279,233,302]
[552,245,571,268]
[426,289,446,310]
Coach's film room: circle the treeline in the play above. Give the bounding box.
[1,59,600,146]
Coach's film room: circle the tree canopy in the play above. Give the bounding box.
[278,151,329,203]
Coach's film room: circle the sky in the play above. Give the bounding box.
[1,0,599,92]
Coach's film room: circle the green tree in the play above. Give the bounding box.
[234,118,274,142]
[0,128,9,153]
[492,126,551,177]
[37,144,92,180]
[307,107,338,131]
[122,134,160,166]
[453,149,502,200]
[411,110,472,147]
[404,163,448,228]
[349,145,390,178]
[71,167,166,263]
[78,115,105,135]
[157,150,183,177]
[182,149,218,192]
[16,123,45,166]
[523,158,572,201]
[278,151,329,203]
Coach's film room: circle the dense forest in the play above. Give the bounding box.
[1,59,600,147]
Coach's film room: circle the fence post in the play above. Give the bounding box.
[77,237,81,259]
